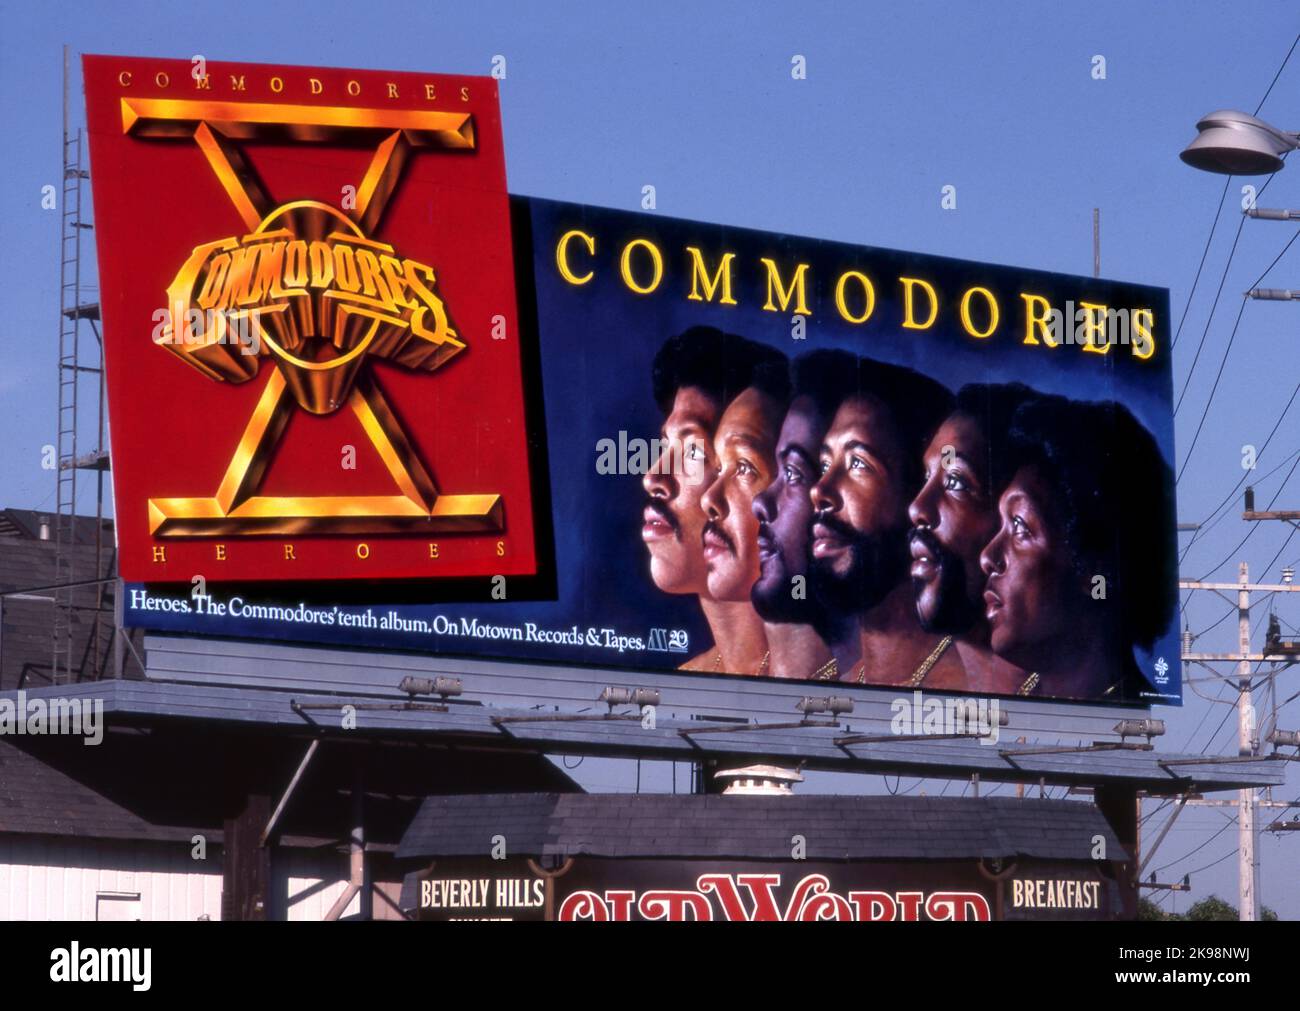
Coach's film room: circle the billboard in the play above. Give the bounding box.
[83,55,538,583]
[404,857,1120,921]
[101,61,1180,705]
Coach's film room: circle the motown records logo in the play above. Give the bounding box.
[128,97,505,537]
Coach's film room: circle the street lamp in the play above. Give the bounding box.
[1180,109,1300,175]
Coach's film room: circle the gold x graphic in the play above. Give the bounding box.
[128,97,505,537]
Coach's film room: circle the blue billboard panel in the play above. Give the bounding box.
[126,196,1181,705]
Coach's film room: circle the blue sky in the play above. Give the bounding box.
[1,0,1297,918]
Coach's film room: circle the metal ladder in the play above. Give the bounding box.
[52,127,87,684]
[53,102,109,683]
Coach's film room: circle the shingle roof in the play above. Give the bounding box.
[0,508,142,690]
[0,730,580,848]
[0,508,111,546]
[396,792,1122,862]
[0,737,206,843]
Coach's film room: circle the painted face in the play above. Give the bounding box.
[907,414,999,634]
[642,385,721,595]
[699,387,783,602]
[751,396,828,623]
[979,465,1079,665]
[808,394,912,614]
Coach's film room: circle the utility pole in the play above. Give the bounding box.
[1235,563,1258,922]
[1092,207,1100,278]
[1180,562,1300,921]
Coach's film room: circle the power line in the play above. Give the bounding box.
[1174,171,1292,483]
[1174,216,1249,417]
[1169,27,1298,427]
[1252,32,1300,116]
[1180,444,1300,565]
[1257,524,1298,583]
[1168,25,1299,365]
[1182,844,1239,880]
[1171,175,1232,353]
[1181,677,1229,750]
[1195,447,1300,580]
[1153,818,1235,875]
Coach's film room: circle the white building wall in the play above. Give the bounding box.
[0,836,222,921]
[0,835,404,921]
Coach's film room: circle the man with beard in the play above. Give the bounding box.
[979,396,1176,700]
[642,326,782,674]
[906,383,1034,694]
[696,347,790,675]
[808,355,964,687]
[751,350,861,679]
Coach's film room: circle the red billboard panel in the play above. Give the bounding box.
[84,55,537,582]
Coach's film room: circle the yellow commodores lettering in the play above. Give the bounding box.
[195,75,211,91]
[118,71,132,87]
[546,231,1160,360]
[284,544,296,560]
[761,258,811,316]
[496,541,506,557]
[620,239,664,294]
[556,230,596,285]
[1078,301,1110,355]
[215,544,227,561]
[1132,308,1155,360]
[152,546,166,563]
[900,277,938,330]
[834,270,875,324]
[155,72,170,88]
[1021,293,1057,347]
[428,543,440,559]
[686,247,737,305]
[959,286,999,339]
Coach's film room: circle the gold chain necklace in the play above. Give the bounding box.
[1017,672,1040,695]
[811,656,838,681]
[852,636,953,686]
[904,635,954,688]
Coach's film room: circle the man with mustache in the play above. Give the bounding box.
[751,350,861,679]
[907,383,1033,694]
[979,396,1176,700]
[696,347,790,675]
[808,355,965,687]
[642,326,783,674]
